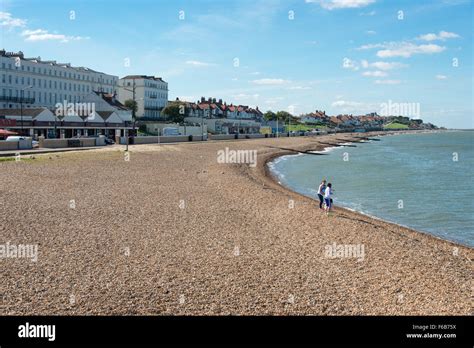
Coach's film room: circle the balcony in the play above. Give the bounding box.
[144,106,163,111]
[0,96,36,104]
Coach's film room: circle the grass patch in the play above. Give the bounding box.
[384,122,409,129]
[285,124,328,132]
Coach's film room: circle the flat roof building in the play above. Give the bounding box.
[117,75,168,120]
[0,49,118,110]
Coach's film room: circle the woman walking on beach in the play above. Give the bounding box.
[317,179,327,209]
[324,183,333,215]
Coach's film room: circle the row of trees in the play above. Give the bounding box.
[263,111,299,123]
[125,99,187,124]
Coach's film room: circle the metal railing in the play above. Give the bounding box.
[0,96,36,104]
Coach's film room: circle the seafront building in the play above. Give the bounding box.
[0,50,132,138]
[0,50,118,110]
[117,75,168,120]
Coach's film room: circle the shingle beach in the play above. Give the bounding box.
[1,132,472,315]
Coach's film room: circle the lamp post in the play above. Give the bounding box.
[20,85,33,136]
[123,79,137,152]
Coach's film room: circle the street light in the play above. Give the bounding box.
[121,80,137,152]
[20,85,33,135]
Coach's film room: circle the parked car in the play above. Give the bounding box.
[5,136,27,141]
[105,138,115,145]
[32,140,39,148]
[162,127,180,136]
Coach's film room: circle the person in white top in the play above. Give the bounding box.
[317,179,326,209]
[324,183,333,214]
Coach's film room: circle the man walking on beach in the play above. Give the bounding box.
[317,179,326,209]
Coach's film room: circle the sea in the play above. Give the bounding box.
[268,131,474,247]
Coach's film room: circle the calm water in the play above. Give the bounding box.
[269,131,474,247]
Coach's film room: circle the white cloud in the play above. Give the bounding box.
[331,100,378,113]
[360,10,376,16]
[357,43,386,50]
[370,61,407,70]
[342,58,359,70]
[21,29,88,42]
[251,78,289,85]
[435,75,448,80]
[374,80,401,85]
[418,31,460,41]
[185,60,215,67]
[366,30,376,35]
[306,0,376,10]
[0,12,26,28]
[249,71,261,75]
[362,70,387,77]
[288,86,312,90]
[233,93,260,100]
[377,43,446,58]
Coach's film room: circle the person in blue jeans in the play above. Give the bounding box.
[324,183,333,215]
[317,179,326,209]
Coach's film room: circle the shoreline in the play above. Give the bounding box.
[263,131,474,250]
[1,130,472,315]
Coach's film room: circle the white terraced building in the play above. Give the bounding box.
[0,49,118,110]
[117,75,168,120]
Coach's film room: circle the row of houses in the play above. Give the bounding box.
[168,97,264,134]
[301,111,388,130]
[179,97,264,121]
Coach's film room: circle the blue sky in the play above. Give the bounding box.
[1,0,472,128]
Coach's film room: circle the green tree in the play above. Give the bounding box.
[276,111,293,122]
[162,102,187,124]
[124,99,138,116]
[264,111,276,121]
